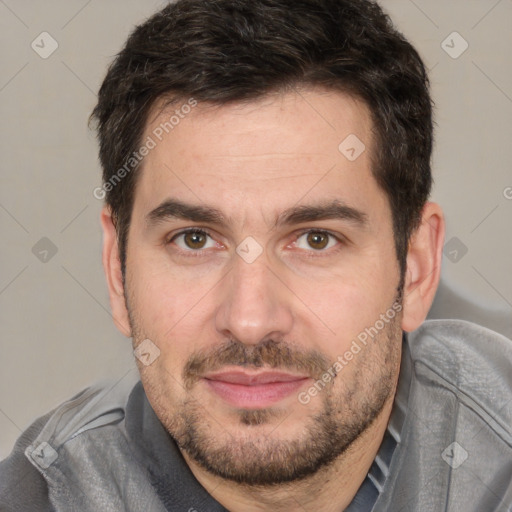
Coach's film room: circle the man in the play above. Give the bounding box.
[1,0,511,510]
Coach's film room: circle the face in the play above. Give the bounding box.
[123,89,404,485]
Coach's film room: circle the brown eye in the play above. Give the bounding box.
[307,232,329,250]
[171,229,217,252]
[294,230,339,252]
[183,231,207,249]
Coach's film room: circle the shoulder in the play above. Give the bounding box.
[408,319,512,440]
[0,410,53,511]
[0,371,140,511]
[26,371,140,458]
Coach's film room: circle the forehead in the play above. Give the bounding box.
[134,88,386,224]
[145,87,373,157]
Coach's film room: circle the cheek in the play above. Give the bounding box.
[127,249,216,323]
[294,261,399,350]
[301,282,377,341]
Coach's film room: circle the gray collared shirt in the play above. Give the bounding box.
[1,319,512,511]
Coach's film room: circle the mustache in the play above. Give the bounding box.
[182,339,330,390]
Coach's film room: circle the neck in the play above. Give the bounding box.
[181,396,394,512]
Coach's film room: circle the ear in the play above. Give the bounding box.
[100,207,131,337]
[401,202,445,332]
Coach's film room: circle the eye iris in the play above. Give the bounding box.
[185,231,207,249]
[307,232,329,250]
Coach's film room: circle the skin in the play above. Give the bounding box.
[101,87,445,511]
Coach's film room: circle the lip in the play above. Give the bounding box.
[203,369,310,409]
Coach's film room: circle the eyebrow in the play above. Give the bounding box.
[146,199,229,229]
[275,201,368,229]
[145,198,368,230]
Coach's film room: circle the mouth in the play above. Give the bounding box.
[202,368,311,409]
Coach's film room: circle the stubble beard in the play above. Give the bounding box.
[128,297,403,487]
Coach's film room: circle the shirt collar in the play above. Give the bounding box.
[346,332,413,510]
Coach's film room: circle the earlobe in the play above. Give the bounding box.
[401,202,445,332]
[100,207,132,337]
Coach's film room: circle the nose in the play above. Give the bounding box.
[214,252,294,346]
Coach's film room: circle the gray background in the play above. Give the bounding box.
[1,0,511,458]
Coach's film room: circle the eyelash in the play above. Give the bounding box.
[166,227,345,258]
[294,228,345,258]
[166,228,219,258]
